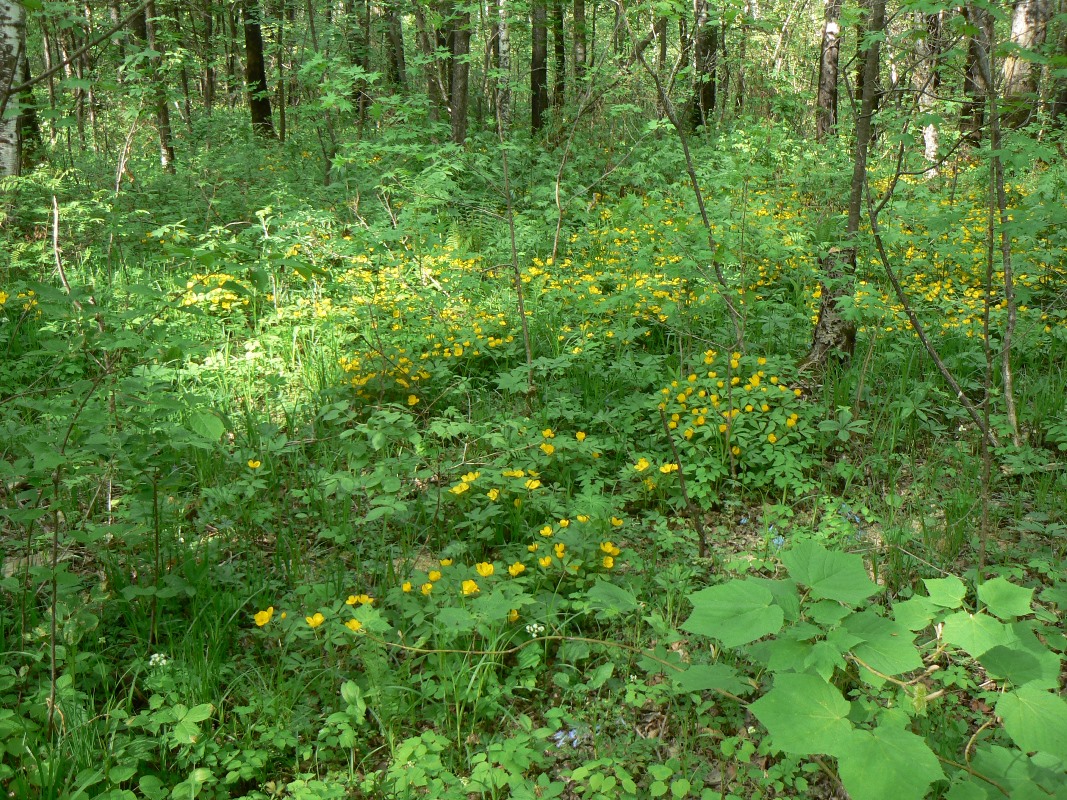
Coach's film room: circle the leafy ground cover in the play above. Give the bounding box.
[1,120,1066,799]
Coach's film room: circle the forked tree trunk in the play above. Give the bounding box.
[243,0,276,137]
[801,0,885,371]
[531,0,548,131]
[815,0,841,141]
[0,0,26,178]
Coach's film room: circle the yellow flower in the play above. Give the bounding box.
[0,291,7,305]
[508,609,520,622]
[402,581,412,592]
[346,595,358,605]
[462,579,480,596]
[487,488,500,501]
[602,556,615,569]
[428,570,442,582]
[345,619,363,633]
[525,479,542,490]
[540,442,555,456]
[247,459,262,469]
[732,446,741,456]
[508,562,526,577]
[453,345,464,357]
[503,469,526,478]
[559,519,570,527]
[542,428,555,438]
[476,562,494,577]
[600,541,621,556]
[254,606,274,627]
[439,558,453,567]
[634,457,651,472]
[768,433,778,444]
[575,431,586,442]
[450,482,471,495]
[577,514,590,523]
[539,556,553,567]
[611,516,624,527]
[407,395,419,406]
[461,471,480,483]
[540,525,554,537]
[306,612,325,628]
[659,463,679,474]
[421,583,433,595]
[528,543,539,552]
[553,543,566,558]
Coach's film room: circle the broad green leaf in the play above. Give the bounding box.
[780,540,877,605]
[837,725,944,800]
[187,410,226,443]
[892,595,938,631]
[977,577,1034,619]
[941,611,1017,657]
[749,673,852,757]
[979,624,1061,689]
[673,663,748,696]
[996,686,1067,759]
[180,703,214,724]
[843,610,923,676]
[682,580,784,648]
[586,580,639,617]
[924,575,967,608]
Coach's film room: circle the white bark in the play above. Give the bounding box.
[1002,0,1053,100]
[0,0,26,178]
[497,0,510,134]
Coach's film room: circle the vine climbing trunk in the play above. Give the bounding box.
[800,0,885,371]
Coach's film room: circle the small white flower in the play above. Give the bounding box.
[149,653,170,668]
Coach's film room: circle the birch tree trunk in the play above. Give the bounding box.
[815,0,841,141]
[497,0,511,133]
[0,0,26,178]
[1001,0,1053,125]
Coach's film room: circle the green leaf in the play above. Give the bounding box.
[187,410,226,443]
[749,673,852,757]
[978,624,1061,689]
[977,577,1034,619]
[585,580,639,617]
[843,610,923,677]
[673,663,748,696]
[180,703,214,724]
[941,611,1017,657]
[923,576,967,608]
[996,686,1067,758]
[836,725,945,800]
[892,596,938,631]
[780,540,877,605]
[682,580,785,648]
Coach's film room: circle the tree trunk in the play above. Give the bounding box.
[552,0,564,109]
[0,0,26,178]
[573,0,586,83]
[531,0,548,131]
[243,0,276,137]
[1001,0,1053,126]
[912,11,943,173]
[385,0,406,90]
[801,0,885,371]
[144,1,177,172]
[497,0,511,133]
[450,6,470,143]
[200,1,216,112]
[690,0,717,129]
[815,0,841,141]
[961,4,991,140]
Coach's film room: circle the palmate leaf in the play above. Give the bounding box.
[941,611,1017,657]
[923,575,967,608]
[836,724,945,800]
[842,609,923,677]
[996,686,1067,760]
[749,673,852,757]
[780,540,878,605]
[682,580,784,648]
[977,577,1034,619]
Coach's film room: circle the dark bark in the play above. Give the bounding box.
[815,0,841,141]
[690,0,717,129]
[552,0,564,108]
[961,4,992,140]
[450,7,470,143]
[143,1,176,172]
[531,0,548,131]
[385,0,406,90]
[801,0,885,371]
[242,0,276,137]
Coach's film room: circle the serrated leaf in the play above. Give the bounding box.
[941,611,1017,657]
[837,725,944,800]
[780,540,877,605]
[923,575,967,608]
[682,580,784,648]
[749,673,852,756]
[996,686,1067,758]
[843,610,922,676]
[978,577,1034,619]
